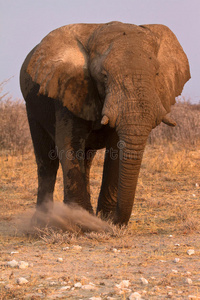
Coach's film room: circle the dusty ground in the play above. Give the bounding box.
[0,145,200,299]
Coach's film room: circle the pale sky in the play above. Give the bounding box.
[0,0,199,103]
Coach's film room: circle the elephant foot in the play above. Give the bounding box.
[30,202,53,229]
[30,210,49,229]
[112,212,129,227]
[96,209,115,223]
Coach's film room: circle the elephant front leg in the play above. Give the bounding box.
[97,131,119,219]
[56,144,93,214]
[55,108,93,213]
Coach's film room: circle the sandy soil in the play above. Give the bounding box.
[0,146,200,299]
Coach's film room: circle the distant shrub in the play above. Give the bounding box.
[0,99,32,154]
[148,100,200,147]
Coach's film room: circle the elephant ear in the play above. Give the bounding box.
[144,24,191,114]
[27,25,101,121]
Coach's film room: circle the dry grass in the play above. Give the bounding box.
[0,141,199,237]
[0,100,31,154]
[33,222,130,246]
[148,99,200,147]
[0,147,200,298]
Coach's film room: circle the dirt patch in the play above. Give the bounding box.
[0,222,200,299]
[0,145,200,299]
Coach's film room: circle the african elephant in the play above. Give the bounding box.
[20,21,190,225]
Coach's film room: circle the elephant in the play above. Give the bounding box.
[20,21,190,225]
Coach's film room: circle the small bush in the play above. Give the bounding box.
[0,99,32,154]
[0,81,32,154]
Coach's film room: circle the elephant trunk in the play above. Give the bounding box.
[114,129,149,225]
[113,94,154,225]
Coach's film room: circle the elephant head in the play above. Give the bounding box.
[26,22,190,225]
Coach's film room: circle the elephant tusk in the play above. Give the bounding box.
[101,115,109,125]
[162,116,176,127]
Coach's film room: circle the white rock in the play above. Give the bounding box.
[89,297,102,300]
[49,281,57,286]
[62,247,69,250]
[73,245,82,250]
[140,277,148,285]
[187,271,192,275]
[116,280,130,289]
[11,251,19,255]
[174,258,180,263]
[129,292,142,300]
[172,269,178,273]
[74,282,82,288]
[112,248,121,253]
[160,260,167,263]
[18,261,29,269]
[195,183,199,187]
[188,295,197,299]
[82,284,95,290]
[187,249,195,255]
[185,278,193,285]
[59,286,71,291]
[192,194,196,197]
[169,235,173,238]
[57,257,63,262]
[7,260,18,268]
[174,243,180,247]
[17,277,28,285]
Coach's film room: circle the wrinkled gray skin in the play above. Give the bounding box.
[20,22,190,225]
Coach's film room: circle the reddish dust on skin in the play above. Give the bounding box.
[15,202,111,234]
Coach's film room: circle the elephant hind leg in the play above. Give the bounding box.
[85,149,97,197]
[27,114,59,210]
[97,131,119,219]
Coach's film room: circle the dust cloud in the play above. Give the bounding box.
[16,202,112,234]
